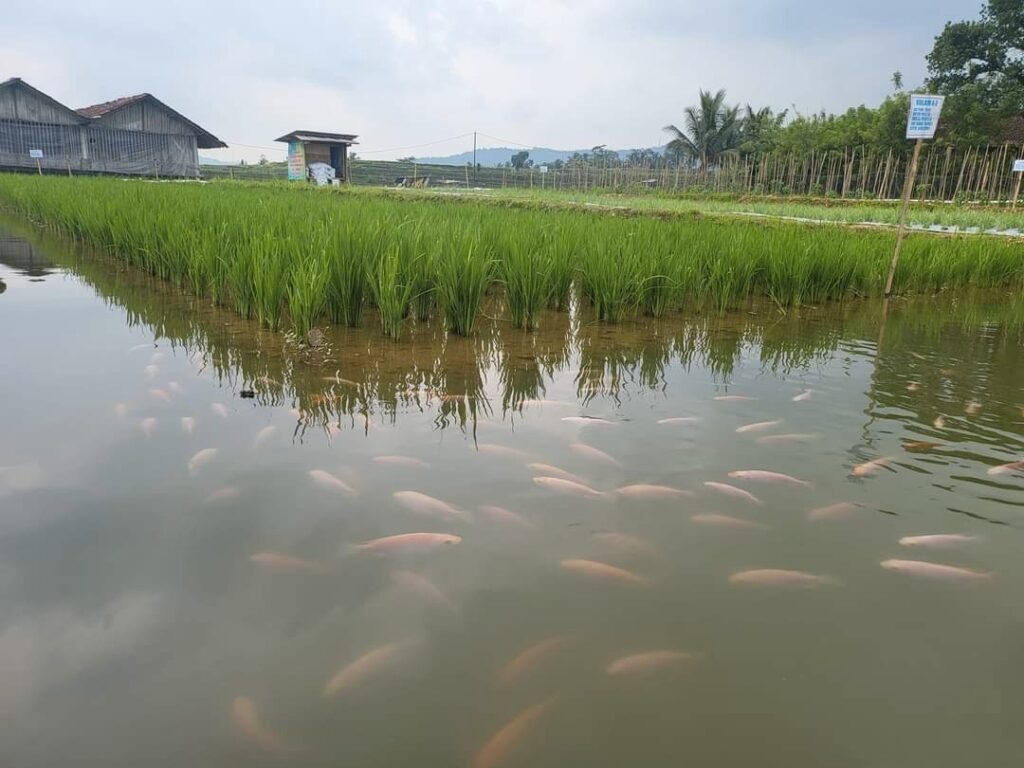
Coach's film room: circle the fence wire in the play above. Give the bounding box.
[0,119,199,177]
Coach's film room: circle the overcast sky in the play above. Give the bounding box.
[3,0,974,162]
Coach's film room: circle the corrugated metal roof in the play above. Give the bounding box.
[275,129,359,145]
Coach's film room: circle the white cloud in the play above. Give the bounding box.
[3,0,971,162]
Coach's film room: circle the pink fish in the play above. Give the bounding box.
[728,470,811,487]
[880,559,990,582]
[392,570,453,608]
[808,502,861,521]
[149,388,171,403]
[729,569,834,587]
[187,448,218,476]
[756,433,820,445]
[560,558,650,586]
[614,484,692,499]
[480,505,534,529]
[714,395,758,402]
[180,416,195,435]
[735,420,781,434]
[113,402,129,417]
[527,463,585,484]
[569,442,621,467]
[473,696,558,768]
[987,461,1024,477]
[374,455,430,468]
[393,491,466,521]
[254,425,276,447]
[532,476,605,499]
[792,390,813,402]
[143,364,159,379]
[231,696,298,753]
[205,486,241,505]
[656,417,700,425]
[592,532,657,557]
[691,513,765,529]
[898,534,978,549]
[606,650,694,676]
[561,416,616,426]
[852,456,895,477]
[323,641,409,697]
[309,469,356,496]
[211,403,229,419]
[477,444,531,460]
[358,532,462,555]
[250,552,329,574]
[497,635,569,686]
[140,417,157,436]
[703,481,762,505]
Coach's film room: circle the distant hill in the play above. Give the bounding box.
[198,155,232,166]
[415,146,664,167]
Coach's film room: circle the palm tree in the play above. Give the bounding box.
[664,89,741,168]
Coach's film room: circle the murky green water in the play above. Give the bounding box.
[1,219,1023,768]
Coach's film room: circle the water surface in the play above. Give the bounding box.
[1,220,1022,767]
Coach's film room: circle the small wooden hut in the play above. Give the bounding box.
[275,130,358,183]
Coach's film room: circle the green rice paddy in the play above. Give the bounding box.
[0,175,1021,340]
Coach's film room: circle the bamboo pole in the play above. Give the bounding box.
[885,139,923,297]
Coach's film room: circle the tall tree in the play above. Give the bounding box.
[663,89,741,168]
[926,0,1024,142]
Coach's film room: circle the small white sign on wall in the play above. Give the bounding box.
[29,149,44,159]
[1013,159,1024,173]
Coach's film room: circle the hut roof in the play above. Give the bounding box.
[76,93,227,149]
[275,130,359,145]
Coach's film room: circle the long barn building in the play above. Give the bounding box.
[0,78,225,177]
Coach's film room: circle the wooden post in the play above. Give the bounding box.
[1012,170,1022,210]
[885,139,923,297]
[36,158,42,175]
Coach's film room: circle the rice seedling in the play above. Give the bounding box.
[435,231,494,336]
[500,234,552,331]
[325,220,370,327]
[368,242,414,340]
[0,174,1020,343]
[287,236,330,338]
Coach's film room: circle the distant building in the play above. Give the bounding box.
[275,130,358,183]
[0,77,225,177]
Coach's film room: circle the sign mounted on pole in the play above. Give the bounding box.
[885,94,945,297]
[29,149,43,159]
[1013,159,1024,173]
[905,94,945,140]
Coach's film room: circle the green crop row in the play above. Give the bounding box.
[0,175,1020,340]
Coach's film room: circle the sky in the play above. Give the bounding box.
[2,0,976,163]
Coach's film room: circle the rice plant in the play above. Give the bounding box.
[0,174,1021,343]
[435,233,494,336]
[368,242,414,340]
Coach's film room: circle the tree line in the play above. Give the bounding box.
[499,0,1023,171]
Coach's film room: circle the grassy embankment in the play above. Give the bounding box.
[0,175,1021,341]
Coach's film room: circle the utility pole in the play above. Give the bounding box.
[472,131,477,181]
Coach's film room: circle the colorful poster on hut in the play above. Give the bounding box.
[287,141,306,181]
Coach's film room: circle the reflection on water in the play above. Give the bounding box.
[1,219,1023,768]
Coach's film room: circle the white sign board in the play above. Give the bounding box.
[29,149,43,159]
[538,165,548,174]
[906,95,944,140]
[1013,159,1024,173]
